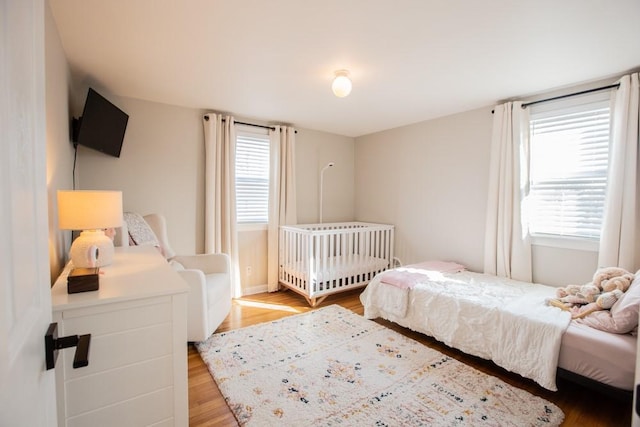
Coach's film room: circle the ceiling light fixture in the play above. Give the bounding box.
[331,70,352,98]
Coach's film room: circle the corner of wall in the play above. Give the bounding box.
[45,0,74,283]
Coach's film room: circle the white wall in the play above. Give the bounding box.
[295,128,355,224]
[355,107,492,273]
[532,245,598,286]
[355,107,600,286]
[45,0,74,282]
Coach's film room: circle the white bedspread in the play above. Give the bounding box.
[360,271,572,390]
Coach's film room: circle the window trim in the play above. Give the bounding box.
[530,234,599,252]
[237,223,268,232]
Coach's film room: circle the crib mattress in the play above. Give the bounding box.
[558,321,636,390]
[282,255,389,283]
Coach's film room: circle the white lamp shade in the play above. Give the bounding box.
[332,71,352,98]
[57,190,123,230]
[57,190,123,268]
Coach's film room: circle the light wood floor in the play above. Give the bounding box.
[188,289,633,426]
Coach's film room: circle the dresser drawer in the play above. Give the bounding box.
[62,322,172,380]
[60,296,172,336]
[65,355,174,417]
[67,386,174,427]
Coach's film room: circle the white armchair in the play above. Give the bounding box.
[115,213,231,342]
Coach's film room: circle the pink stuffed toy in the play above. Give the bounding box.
[600,273,634,293]
[591,266,634,292]
[548,266,634,320]
[554,283,599,306]
[571,289,624,319]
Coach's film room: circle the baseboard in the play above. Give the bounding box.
[242,284,268,296]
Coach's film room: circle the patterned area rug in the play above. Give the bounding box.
[196,305,564,426]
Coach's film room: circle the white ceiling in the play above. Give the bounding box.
[49,0,640,137]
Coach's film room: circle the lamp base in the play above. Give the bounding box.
[69,230,115,268]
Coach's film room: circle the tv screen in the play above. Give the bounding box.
[73,88,129,158]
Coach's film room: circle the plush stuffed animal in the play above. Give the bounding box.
[591,266,634,292]
[548,289,624,319]
[576,284,601,303]
[554,283,599,306]
[600,273,634,293]
[548,266,634,320]
[554,266,633,303]
[570,289,624,319]
[555,284,580,299]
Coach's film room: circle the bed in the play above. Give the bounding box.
[279,222,394,306]
[360,262,638,392]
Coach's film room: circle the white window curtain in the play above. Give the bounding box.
[598,73,640,270]
[203,113,242,298]
[483,101,532,282]
[267,126,297,292]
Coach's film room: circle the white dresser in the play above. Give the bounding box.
[51,246,189,427]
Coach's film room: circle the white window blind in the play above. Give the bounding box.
[235,132,270,224]
[528,98,610,240]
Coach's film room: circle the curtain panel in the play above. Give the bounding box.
[599,72,640,270]
[483,101,532,282]
[203,113,242,298]
[267,126,297,292]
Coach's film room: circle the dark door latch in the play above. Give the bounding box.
[45,323,91,370]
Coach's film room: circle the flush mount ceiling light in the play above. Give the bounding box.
[331,70,352,98]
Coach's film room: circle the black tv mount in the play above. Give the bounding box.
[71,116,82,147]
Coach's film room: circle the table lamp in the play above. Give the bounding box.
[57,190,123,268]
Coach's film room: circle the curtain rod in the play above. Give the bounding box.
[232,120,276,131]
[491,82,620,114]
[521,83,620,109]
[204,115,297,133]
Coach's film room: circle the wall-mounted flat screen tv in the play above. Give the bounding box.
[72,88,129,158]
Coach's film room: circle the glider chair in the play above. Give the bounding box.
[115,213,232,342]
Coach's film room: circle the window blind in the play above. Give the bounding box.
[528,101,610,240]
[235,133,270,223]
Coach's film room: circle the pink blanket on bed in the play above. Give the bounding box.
[380,261,466,289]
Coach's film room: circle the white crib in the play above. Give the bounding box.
[279,222,394,306]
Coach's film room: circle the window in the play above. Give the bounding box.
[527,94,611,241]
[235,130,270,224]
